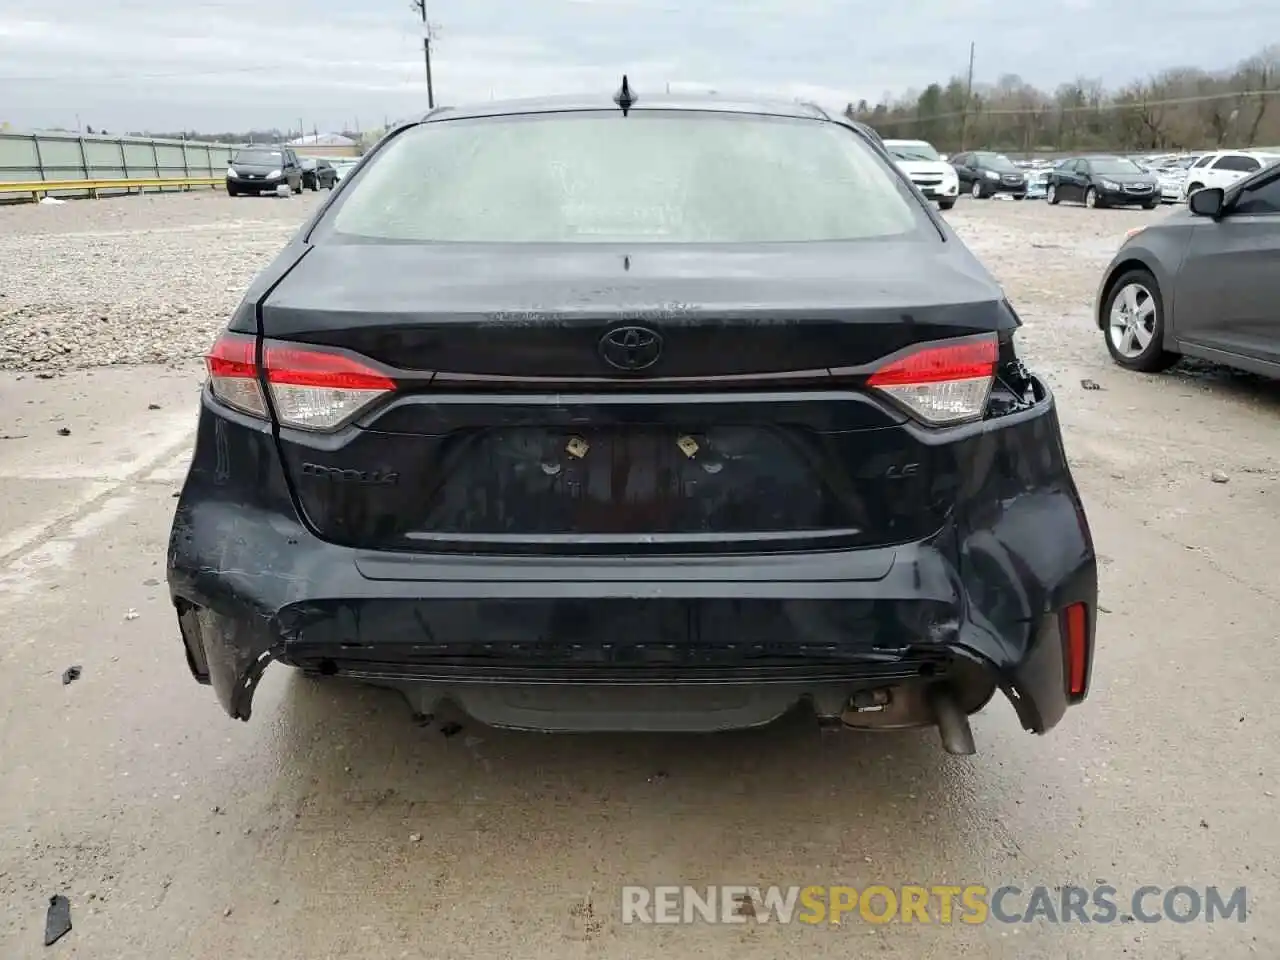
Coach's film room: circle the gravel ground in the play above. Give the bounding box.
[0,190,325,371]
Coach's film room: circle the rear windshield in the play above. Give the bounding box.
[885,141,941,162]
[326,112,929,244]
[234,149,282,163]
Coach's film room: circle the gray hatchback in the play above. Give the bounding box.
[1095,161,1280,376]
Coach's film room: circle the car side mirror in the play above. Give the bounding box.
[1188,187,1225,218]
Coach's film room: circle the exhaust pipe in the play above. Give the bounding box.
[929,686,976,756]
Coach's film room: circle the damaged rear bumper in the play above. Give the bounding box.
[167,386,1097,736]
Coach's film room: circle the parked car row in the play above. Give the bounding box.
[1119,151,1280,204]
[225,148,356,196]
[883,138,1280,213]
[1032,150,1280,205]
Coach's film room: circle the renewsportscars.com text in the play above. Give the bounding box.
[621,884,1248,925]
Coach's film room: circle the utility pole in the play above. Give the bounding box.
[411,0,435,108]
[959,41,975,151]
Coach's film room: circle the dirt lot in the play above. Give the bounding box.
[2,191,1279,959]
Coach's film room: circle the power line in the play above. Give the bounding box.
[878,87,1280,126]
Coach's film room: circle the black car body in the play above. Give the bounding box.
[301,158,338,191]
[949,151,1028,199]
[226,146,303,196]
[1047,156,1160,209]
[168,91,1097,754]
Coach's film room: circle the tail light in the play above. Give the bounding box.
[206,333,268,419]
[1063,602,1090,699]
[866,335,997,425]
[206,332,396,431]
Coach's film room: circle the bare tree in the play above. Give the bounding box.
[1235,45,1280,145]
[855,45,1280,155]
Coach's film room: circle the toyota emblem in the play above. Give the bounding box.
[599,325,663,372]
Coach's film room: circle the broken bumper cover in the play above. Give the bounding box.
[167,386,1097,732]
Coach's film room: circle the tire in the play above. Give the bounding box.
[1144,200,1158,210]
[938,198,956,210]
[1047,182,1060,204]
[1013,194,1026,201]
[226,185,238,197]
[1101,268,1179,372]
[971,180,986,199]
[1085,186,1100,209]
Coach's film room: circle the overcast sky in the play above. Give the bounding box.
[1,0,1276,133]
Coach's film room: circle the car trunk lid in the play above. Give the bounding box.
[258,241,1015,554]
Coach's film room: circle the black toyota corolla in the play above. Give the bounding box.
[168,85,1097,754]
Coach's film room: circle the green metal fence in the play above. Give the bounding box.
[0,131,239,200]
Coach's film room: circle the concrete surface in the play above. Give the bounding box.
[2,194,1279,959]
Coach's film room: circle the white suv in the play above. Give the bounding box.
[883,139,960,210]
[1183,150,1280,199]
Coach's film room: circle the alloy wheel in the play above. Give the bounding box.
[1108,282,1157,358]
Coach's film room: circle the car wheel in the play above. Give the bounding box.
[1013,194,1026,201]
[226,185,238,197]
[1047,183,1059,204]
[1143,200,1158,210]
[1085,187,1100,209]
[971,180,985,199]
[938,198,956,210]
[1103,269,1179,372]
